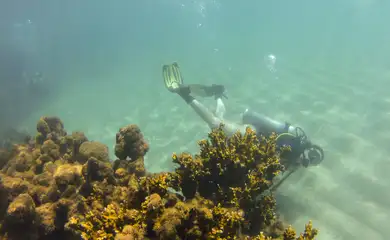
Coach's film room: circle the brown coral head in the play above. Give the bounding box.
[78,141,109,163]
[36,116,67,144]
[114,124,149,160]
[53,164,83,189]
[5,193,36,225]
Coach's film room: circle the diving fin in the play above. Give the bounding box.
[162,62,183,92]
[162,62,227,99]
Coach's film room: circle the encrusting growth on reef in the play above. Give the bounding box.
[0,116,318,239]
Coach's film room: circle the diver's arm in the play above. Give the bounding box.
[215,98,226,119]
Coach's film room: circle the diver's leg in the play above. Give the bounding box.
[189,98,220,129]
[177,89,246,136]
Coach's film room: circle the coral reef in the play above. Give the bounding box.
[114,124,149,161]
[0,116,318,240]
[169,127,285,235]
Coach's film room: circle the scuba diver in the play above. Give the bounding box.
[162,62,324,182]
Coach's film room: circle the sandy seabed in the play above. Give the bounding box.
[20,63,390,240]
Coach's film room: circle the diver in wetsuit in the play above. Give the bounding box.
[162,62,324,168]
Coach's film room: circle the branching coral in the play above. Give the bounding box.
[0,117,318,240]
[68,201,145,240]
[282,221,318,240]
[170,125,285,235]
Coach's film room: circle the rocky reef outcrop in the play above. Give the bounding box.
[0,116,318,240]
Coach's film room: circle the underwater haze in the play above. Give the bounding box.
[1,0,390,239]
